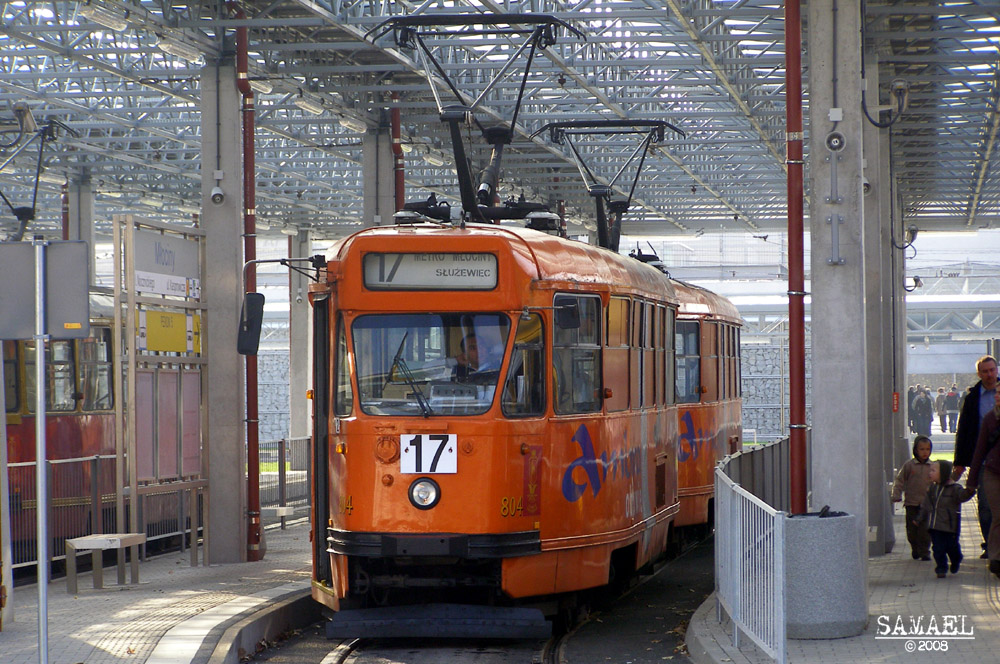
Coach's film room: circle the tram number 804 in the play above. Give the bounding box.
[500,496,524,517]
[400,434,458,474]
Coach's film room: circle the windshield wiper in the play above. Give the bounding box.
[385,332,434,417]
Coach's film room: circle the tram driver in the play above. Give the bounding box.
[452,334,480,381]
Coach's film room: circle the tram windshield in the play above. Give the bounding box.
[352,313,511,416]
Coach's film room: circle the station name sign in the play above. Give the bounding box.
[363,253,497,290]
[134,230,201,298]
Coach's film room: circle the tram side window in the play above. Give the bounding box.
[675,321,700,404]
[501,313,545,417]
[553,294,601,415]
[717,323,728,401]
[79,328,113,411]
[604,297,629,412]
[665,307,676,405]
[335,315,353,416]
[25,340,76,412]
[734,327,742,397]
[3,341,17,413]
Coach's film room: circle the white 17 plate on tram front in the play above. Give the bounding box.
[400,434,457,474]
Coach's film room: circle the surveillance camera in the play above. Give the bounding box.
[907,224,919,242]
[862,177,872,196]
[295,294,304,305]
[825,131,846,152]
[210,186,225,205]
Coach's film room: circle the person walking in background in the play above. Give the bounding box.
[911,388,934,438]
[953,355,998,558]
[915,459,974,578]
[892,435,935,561]
[946,383,961,433]
[936,387,948,434]
[908,385,917,433]
[964,388,1000,577]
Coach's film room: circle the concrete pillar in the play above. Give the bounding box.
[806,0,868,576]
[861,52,895,555]
[288,229,312,440]
[362,127,395,228]
[66,173,95,286]
[201,58,247,563]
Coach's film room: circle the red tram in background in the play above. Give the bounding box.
[3,317,117,565]
[303,223,741,636]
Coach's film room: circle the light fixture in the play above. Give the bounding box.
[96,189,123,198]
[408,477,441,510]
[400,142,414,154]
[293,90,324,115]
[903,275,923,293]
[338,115,368,133]
[141,197,164,208]
[156,36,205,65]
[37,170,66,185]
[78,1,128,32]
[423,152,446,167]
[280,226,299,236]
[255,220,271,231]
[249,78,273,95]
[177,204,200,215]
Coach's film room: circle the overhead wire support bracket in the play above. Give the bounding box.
[366,14,585,224]
[532,120,684,251]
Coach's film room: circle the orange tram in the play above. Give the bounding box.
[306,222,742,636]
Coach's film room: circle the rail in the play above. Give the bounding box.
[713,434,807,664]
[6,455,205,569]
[5,437,309,569]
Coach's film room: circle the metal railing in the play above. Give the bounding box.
[6,455,205,568]
[713,435,805,664]
[6,436,308,569]
[258,437,310,529]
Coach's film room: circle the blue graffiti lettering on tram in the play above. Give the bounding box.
[562,424,642,502]
[678,410,708,463]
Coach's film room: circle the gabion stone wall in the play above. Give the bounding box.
[257,350,290,442]
[741,344,812,442]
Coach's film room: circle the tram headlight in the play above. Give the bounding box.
[408,477,440,510]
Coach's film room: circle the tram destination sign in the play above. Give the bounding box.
[363,252,497,290]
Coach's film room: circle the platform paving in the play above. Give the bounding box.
[688,497,1000,663]
[0,521,312,664]
[4,498,998,664]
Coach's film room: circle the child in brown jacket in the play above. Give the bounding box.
[891,435,934,560]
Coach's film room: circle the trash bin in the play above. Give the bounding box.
[785,508,866,638]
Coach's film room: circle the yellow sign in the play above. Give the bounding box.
[138,310,201,354]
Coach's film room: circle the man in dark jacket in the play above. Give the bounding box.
[953,355,999,556]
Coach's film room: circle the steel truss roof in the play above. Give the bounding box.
[1,1,999,241]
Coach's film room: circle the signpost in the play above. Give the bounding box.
[0,239,90,664]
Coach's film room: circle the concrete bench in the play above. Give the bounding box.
[66,533,146,594]
[262,506,296,518]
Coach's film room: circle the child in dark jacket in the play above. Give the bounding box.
[915,459,975,578]
[892,436,935,560]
